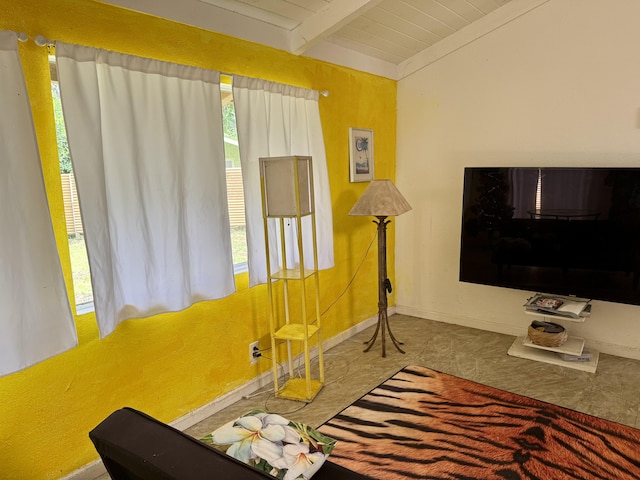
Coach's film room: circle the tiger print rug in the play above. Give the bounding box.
[318,365,640,479]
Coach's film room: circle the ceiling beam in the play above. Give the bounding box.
[303,40,398,80]
[290,0,385,55]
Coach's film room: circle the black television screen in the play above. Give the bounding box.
[459,167,640,306]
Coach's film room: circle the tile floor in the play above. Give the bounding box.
[96,314,640,478]
[186,314,640,439]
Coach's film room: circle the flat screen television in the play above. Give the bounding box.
[459,167,640,306]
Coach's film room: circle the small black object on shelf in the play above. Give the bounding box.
[530,319,565,333]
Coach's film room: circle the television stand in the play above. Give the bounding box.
[508,307,599,373]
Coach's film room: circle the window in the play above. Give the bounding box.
[51,64,248,313]
[51,67,94,312]
[221,79,248,270]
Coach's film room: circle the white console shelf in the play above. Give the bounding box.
[508,300,599,373]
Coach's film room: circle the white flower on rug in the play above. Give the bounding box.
[271,442,327,480]
[211,412,298,464]
[205,410,337,479]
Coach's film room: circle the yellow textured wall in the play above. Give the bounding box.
[0,1,396,478]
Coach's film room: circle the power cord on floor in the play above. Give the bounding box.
[260,352,349,416]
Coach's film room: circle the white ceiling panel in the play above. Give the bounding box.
[467,0,501,14]
[348,16,430,53]
[368,2,459,41]
[444,0,486,22]
[98,0,551,79]
[401,0,471,31]
[361,7,442,47]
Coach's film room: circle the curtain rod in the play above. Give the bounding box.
[221,71,329,97]
[28,35,330,97]
[16,33,53,46]
[35,35,53,47]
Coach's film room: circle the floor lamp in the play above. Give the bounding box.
[349,180,412,357]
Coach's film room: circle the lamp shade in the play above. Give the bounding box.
[349,179,412,217]
[259,156,312,217]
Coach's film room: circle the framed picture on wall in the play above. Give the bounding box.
[349,128,374,182]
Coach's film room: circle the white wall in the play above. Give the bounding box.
[395,0,640,359]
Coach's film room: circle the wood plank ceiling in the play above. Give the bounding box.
[98,0,549,79]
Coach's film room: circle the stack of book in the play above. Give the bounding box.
[524,293,591,319]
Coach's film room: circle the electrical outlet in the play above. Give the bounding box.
[249,341,260,365]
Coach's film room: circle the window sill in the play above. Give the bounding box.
[76,301,95,315]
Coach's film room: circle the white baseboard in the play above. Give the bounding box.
[396,304,640,361]
[60,312,382,480]
[582,338,640,361]
[172,311,380,431]
[396,305,523,337]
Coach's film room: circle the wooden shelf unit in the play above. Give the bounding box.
[260,156,324,403]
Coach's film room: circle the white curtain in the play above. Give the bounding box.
[233,76,334,287]
[56,42,235,338]
[0,31,77,375]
